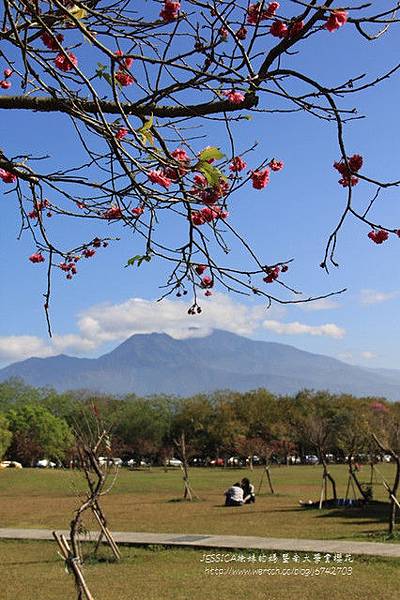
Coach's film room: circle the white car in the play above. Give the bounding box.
[167,458,182,467]
[36,459,56,468]
[98,457,122,467]
[0,460,23,469]
[305,455,319,465]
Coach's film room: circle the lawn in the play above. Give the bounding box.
[0,464,398,542]
[1,540,399,600]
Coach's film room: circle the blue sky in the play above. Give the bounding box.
[1,3,400,369]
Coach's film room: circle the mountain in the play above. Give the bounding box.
[0,329,400,399]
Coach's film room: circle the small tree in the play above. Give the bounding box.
[294,391,340,506]
[54,407,121,600]
[336,401,372,502]
[7,403,73,465]
[369,401,400,535]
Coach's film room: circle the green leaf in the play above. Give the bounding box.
[126,254,152,268]
[196,161,225,187]
[137,115,154,146]
[104,73,113,86]
[198,146,224,162]
[140,114,154,132]
[69,6,88,20]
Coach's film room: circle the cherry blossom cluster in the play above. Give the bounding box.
[367,229,389,244]
[145,147,284,224]
[59,258,79,280]
[229,157,247,172]
[190,174,229,205]
[0,68,13,90]
[193,264,213,296]
[249,159,284,189]
[29,236,109,275]
[160,1,180,22]
[147,148,191,190]
[115,51,135,86]
[41,31,64,51]
[190,206,228,226]
[246,3,347,38]
[41,31,78,73]
[29,252,45,264]
[0,168,17,183]
[28,199,51,219]
[115,127,129,140]
[251,168,270,189]
[325,10,348,32]
[247,2,280,25]
[55,52,78,73]
[102,204,144,220]
[333,154,363,187]
[222,90,246,104]
[263,263,288,284]
[103,206,123,220]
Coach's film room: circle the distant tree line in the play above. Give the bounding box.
[0,378,398,468]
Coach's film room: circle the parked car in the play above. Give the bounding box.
[209,458,224,467]
[228,456,244,467]
[246,455,262,465]
[36,459,56,468]
[305,455,319,465]
[125,458,151,468]
[0,460,22,469]
[190,457,206,466]
[166,458,182,467]
[98,456,122,467]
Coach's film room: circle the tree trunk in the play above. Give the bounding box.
[389,457,400,535]
[320,452,337,502]
[347,456,369,502]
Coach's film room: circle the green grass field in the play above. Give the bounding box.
[1,465,399,600]
[0,464,398,541]
[1,540,399,600]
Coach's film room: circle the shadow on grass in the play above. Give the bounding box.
[313,501,391,524]
[167,497,204,503]
[274,500,391,521]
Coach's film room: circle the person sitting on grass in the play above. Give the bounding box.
[224,482,244,506]
[241,477,256,504]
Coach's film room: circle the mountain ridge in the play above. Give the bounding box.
[0,329,399,399]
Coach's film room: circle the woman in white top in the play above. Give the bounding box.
[224,482,244,506]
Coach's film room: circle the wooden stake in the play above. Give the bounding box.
[318,474,326,509]
[53,532,95,600]
[266,466,275,495]
[92,506,121,559]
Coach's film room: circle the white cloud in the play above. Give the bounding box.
[301,298,340,311]
[263,320,345,339]
[360,289,399,305]
[0,294,347,366]
[77,293,274,343]
[0,294,283,365]
[360,351,377,360]
[0,336,53,362]
[0,334,99,363]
